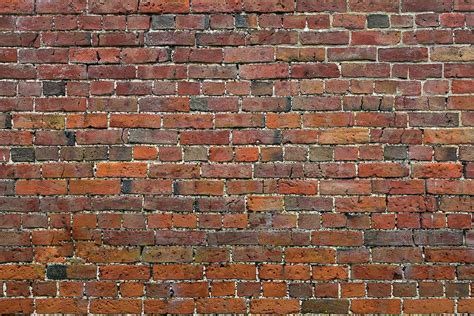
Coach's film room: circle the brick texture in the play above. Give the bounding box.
[0,0,473,314]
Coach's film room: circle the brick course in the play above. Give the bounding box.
[0,0,473,314]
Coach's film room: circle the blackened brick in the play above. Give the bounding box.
[43,81,66,96]
[368,15,390,28]
[46,265,67,280]
[151,15,175,29]
[11,148,35,162]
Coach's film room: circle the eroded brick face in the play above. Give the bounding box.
[0,0,473,314]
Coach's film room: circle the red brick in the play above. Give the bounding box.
[312,266,348,280]
[459,299,474,313]
[352,31,401,45]
[224,47,274,63]
[379,48,428,62]
[0,299,33,313]
[0,265,43,279]
[359,163,409,178]
[96,162,148,178]
[297,0,345,11]
[171,282,208,297]
[250,299,300,314]
[175,180,224,195]
[37,0,86,13]
[312,231,363,246]
[16,180,67,195]
[352,265,403,280]
[100,265,150,280]
[180,131,229,145]
[192,0,242,12]
[0,0,34,13]
[241,63,289,79]
[404,299,455,313]
[285,248,335,263]
[197,298,245,313]
[103,231,154,246]
[36,299,88,313]
[247,196,284,211]
[69,179,121,195]
[351,299,401,314]
[89,0,138,13]
[425,128,474,144]
[90,299,142,313]
[144,299,194,313]
[291,63,340,78]
[153,264,203,280]
[402,0,454,12]
[139,0,189,13]
[349,0,399,12]
[425,249,474,263]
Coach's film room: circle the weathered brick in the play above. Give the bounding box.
[89,0,138,14]
[302,299,349,313]
[46,264,67,280]
[43,81,66,96]
[365,231,413,246]
[0,0,34,14]
[139,0,189,13]
[297,0,346,12]
[404,299,455,314]
[10,148,35,162]
[432,47,474,61]
[367,14,390,28]
[351,299,401,314]
[0,0,471,313]
[402,0,453,12]
[349,0,399,12]
[414,230,463,245]
[250,299,300,314]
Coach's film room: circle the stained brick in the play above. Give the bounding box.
[367,14,390,28]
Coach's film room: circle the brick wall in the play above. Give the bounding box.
[0,0,473,313]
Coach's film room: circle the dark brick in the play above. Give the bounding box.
[435,147,457,161]
[35,147,59,161]
[43,81,66,96]
[61,147,84,161]
[446,283,469,297]
[11,148,35,162]
[109,146,132,161]
[368,15,390,28]
[285,97,292,111]
[121,179,132,193]
[251,81,273,96]
[0,180,15,195]
[46,265,67,280]
[414,230,463,246]
[65,131,75,146]
[384,146,408,160]
[310,147,333,161]
[190,97,209,111]
[84,147,108,160]
[151,15,175,29]
[0,113,11,129]
[365,231,414,246]
[289,284,313,298]
[184,146,208,161]
[235,15,250,28]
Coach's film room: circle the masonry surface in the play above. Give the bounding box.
[0,0,473,314]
